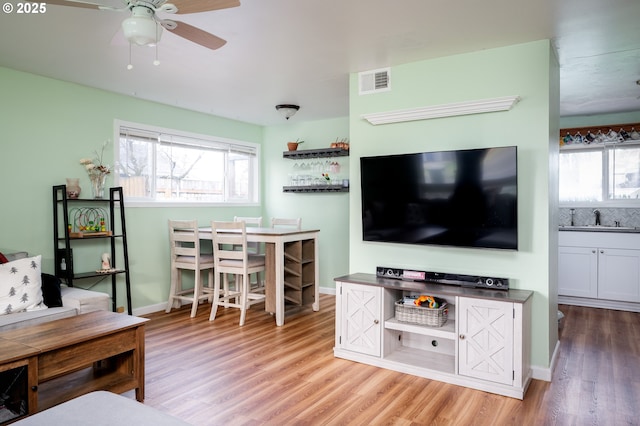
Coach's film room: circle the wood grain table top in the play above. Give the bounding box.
[0,310,148,352]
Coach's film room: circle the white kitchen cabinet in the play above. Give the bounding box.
[334,273,532,399]
[597,248,640,302]
[558,231,640,310]
[558,246,598,298]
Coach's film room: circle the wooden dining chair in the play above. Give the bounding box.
[271,217,302,230]
[166,220,214,318]
[209,221,266,326]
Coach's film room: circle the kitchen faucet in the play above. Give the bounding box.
[593,209,601,226]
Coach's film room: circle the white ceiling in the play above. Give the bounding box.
[0,0,639,126]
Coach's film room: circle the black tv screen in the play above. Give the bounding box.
[361,146,518,250]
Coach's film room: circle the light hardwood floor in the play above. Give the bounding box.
[134,296,640,425]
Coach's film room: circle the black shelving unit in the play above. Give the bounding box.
[52,185,132,314]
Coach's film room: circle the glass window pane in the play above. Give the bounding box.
[228,152,250,200]
[156,142,225,201]
[116,123,258,203]
[559,150,603,202]
[609,146,640,199]
[118,136,153,198]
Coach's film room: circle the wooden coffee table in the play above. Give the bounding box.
[0,310,147,417]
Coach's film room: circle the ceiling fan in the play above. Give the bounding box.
[47,0,240,50]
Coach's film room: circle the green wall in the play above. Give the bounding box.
[263,118,351,291]
[348,40,559,370]
[0,66,263,310]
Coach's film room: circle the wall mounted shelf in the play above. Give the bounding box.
[361,96,521,125]
[283,147,349,159]
[283,147,350,193]
[559,122,640,148]
[283,185,348,193]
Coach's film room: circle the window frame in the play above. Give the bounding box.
[113,120,260,207]
[559,141,640,208]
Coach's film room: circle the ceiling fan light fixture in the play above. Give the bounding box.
[122,6,162,46]
[276,104,300,120]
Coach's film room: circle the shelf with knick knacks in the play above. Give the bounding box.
[283,143,350,193]
[283,184,348,193]
[283,147,349,159]
[560,122,640,149]
[53,185,132,314]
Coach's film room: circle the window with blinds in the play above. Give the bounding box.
[115,121,259,204]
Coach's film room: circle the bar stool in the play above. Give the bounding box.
[233,216,264,288]
[271,217,302,230]
[233,216,263,254]
[166,220,214,318]
[209,221,266,326]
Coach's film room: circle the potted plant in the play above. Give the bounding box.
[287,139,304,151]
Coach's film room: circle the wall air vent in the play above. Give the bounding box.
[359,67,390,95]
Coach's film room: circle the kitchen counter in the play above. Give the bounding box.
[559,225,640,233]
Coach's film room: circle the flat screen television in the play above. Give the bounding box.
[360,146,518,250]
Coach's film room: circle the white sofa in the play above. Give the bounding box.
[0,251,110,332]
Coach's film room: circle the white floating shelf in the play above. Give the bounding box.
[362,96,521,125]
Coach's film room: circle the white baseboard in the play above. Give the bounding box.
[530,340,559,382]
[132,302,168,317]
[132,286,338,317]
[558,295,640,312]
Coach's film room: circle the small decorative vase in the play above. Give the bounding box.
[66,178,81,199]
[90,173,107,199]
[287,142,299,151]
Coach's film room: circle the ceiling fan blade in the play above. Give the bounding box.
[170,0,240,14]
[167,20,227,49]
[46,0,114,10]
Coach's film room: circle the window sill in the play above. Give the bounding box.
[124,200,260,208]
[559,201,640,208]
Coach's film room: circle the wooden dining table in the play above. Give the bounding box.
[199,226,320,326]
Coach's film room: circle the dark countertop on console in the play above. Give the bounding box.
[335,273,533,304]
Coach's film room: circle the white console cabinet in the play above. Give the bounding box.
[334,273,533,399]
[558,231,640,310]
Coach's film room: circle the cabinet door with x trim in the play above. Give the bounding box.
[458,297,514,385]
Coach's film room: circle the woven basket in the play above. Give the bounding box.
[395,300,448,327]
